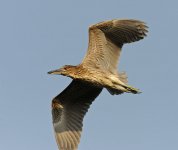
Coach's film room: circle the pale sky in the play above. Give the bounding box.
[0,0,178,150]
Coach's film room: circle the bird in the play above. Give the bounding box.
[48,19,148,150]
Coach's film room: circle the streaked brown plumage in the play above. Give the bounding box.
[48,19,148,150]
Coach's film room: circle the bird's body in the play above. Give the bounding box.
[48,19,148,150]
[51,64,139,94]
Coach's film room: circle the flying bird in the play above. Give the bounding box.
[48,19,148,150]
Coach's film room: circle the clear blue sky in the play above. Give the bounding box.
[0,0,178,150]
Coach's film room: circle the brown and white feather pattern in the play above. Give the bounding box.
[82,19,148,74]
[50,19,148,150]
[52,80,102,150]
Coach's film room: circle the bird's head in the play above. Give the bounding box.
[48,65,76,77]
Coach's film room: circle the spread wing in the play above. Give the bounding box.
[82,19,148,74]
[52,80,102,150]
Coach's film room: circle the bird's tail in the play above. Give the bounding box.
[118,72,128,84]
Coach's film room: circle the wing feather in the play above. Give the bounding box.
[52,80,102,150]
[82,19,148,74]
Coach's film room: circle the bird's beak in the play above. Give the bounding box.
[48,69,62,75]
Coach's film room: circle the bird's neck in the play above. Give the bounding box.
[64,65,87,79]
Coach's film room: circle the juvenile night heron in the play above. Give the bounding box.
[48,19,148,150]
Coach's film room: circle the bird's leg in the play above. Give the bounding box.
[107,75,141,94]
[121,84,141,94]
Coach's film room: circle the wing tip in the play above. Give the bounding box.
[89,19,148,37]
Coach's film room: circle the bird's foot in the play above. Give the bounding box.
[124,85,142,94]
